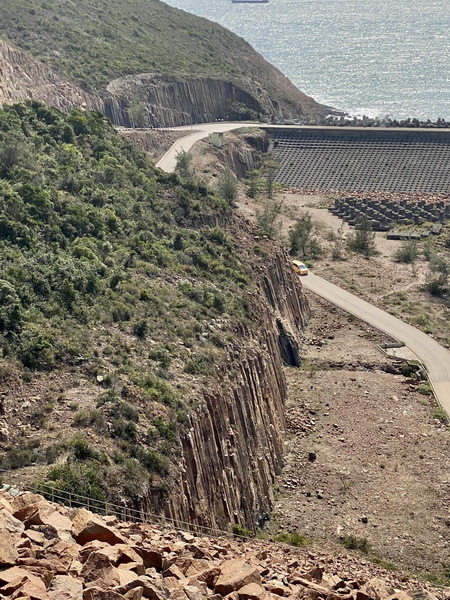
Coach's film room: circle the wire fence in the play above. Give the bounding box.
[0,474,240,540]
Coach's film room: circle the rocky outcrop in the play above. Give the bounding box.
[214,131,271,179]
[0,40,102,112]
[151,247,310,532]
[0,489,447,600]
[105,75,270,128]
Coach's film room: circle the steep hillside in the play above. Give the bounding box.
[0,0,331,125]
[0,39,102,112]
[0,101,310,529]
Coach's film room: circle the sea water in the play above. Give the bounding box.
[164,0,450,121]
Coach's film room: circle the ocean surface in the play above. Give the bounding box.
[164,0,450,121]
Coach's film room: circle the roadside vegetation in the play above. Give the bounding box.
[0,101,266,506]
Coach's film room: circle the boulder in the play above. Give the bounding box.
[11,494,55,528]
[124,587,144,600]
[79,541,109,564]
[83,587,127,600]
[214,560,261,596]
[189,567,220,588]
[0,493,14,513]
[0,569,49,600]
[23,530,46,546]
[72,509,128,546]
[48,575,84,600]
[184,584,208,600]
[97,544,143,567]
[136,546,163,571]
[164,564,187,580]
[42,511,73,533]
[362,578,395,600]
[238,583,267,600]
[130,576,169,600]
[356,593,376,600]
[266,581,288,596]
[11,493,47,516]
[0,525,19,565]
[117,562,146,576]
[0,507,26,535]
[81,551,116,584]
[16,557,69,585]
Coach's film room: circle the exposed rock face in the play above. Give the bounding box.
[105,75,269,128]
[154,247,310,531]
[0,490,447,600]
[0,40,102,112]
[216,131,270,179]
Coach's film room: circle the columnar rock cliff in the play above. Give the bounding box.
[0,40,102,112]
[147,248,310,531]
[105,75,268,127]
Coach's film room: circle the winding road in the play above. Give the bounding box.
[156,122,260,173]
[155,122,450,414]
[301,274,450,414]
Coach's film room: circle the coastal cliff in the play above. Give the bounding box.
[105,75,268,127]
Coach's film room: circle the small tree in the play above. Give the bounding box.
[288,212,322,259]
[347,215,377,257]
[262,160,278,199]
[256,198,283,239]
[175,150,193,179]
[331,224,345,261]
[217,169,238,205]
[246,169,260,198]
[424,255,449,298]
[289,212,313,256]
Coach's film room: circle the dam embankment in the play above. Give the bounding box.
[266,127,450,193]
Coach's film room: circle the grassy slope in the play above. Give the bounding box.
[0,100,265,504]
[0,0,326,114]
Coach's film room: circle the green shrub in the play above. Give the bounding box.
[418,383,432,396]
[347,216,377,257]
[111,418,137,441]
[273,531,310,547]
[119,402,139,422]
[73,409,105,429]
[394,240,418,263]
[153,416,177,442]
[72,438,100,461]
[40,461,107,505]
[137,448,169,476]
[184,352,215,375]
[133,319,148,339]
[232,524,254,538]
[137,374,178,406]
[340,535,371,553]
[432,406,449,425]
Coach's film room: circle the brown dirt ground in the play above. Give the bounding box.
[270,296,450,578]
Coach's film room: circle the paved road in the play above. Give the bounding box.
[156,122,260,173]
[302,273,450,414]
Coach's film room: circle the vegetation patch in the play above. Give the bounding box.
[0,101,270,508]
